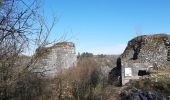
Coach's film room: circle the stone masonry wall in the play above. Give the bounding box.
[121,34,170,68]
[120,34,170,85]
[110,34,170,85]
[35,42,77,77]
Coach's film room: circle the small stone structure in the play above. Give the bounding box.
[121,63,153,85]
[35,42,77,77]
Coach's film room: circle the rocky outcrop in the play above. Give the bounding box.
[121,88,165,100]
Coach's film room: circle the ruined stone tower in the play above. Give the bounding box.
[35,42,77,77]
[121,34,170,85]
[110,34,170,85]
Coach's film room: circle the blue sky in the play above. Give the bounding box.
[42,0,170,54]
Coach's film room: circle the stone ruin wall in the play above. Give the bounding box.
[35,42,77,77]
[109,34,170,85]
[120,34,170,85]
[121,34,170,68]
[121,62,153,85]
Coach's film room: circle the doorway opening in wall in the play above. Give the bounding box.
[138,70,150,76]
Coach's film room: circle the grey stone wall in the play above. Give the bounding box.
[121,62,153,85]
[35,42,77,77]
[121,34,170,68]
[110,34,170,85]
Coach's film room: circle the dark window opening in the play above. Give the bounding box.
[117,58,121,68]
[133,52,139,60]
[132,43,141,60]
[138,70,150,76]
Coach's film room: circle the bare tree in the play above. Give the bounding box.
[0,0,57,99]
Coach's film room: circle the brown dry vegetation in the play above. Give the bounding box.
[0,0,57,99]
[37,54,119,100]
